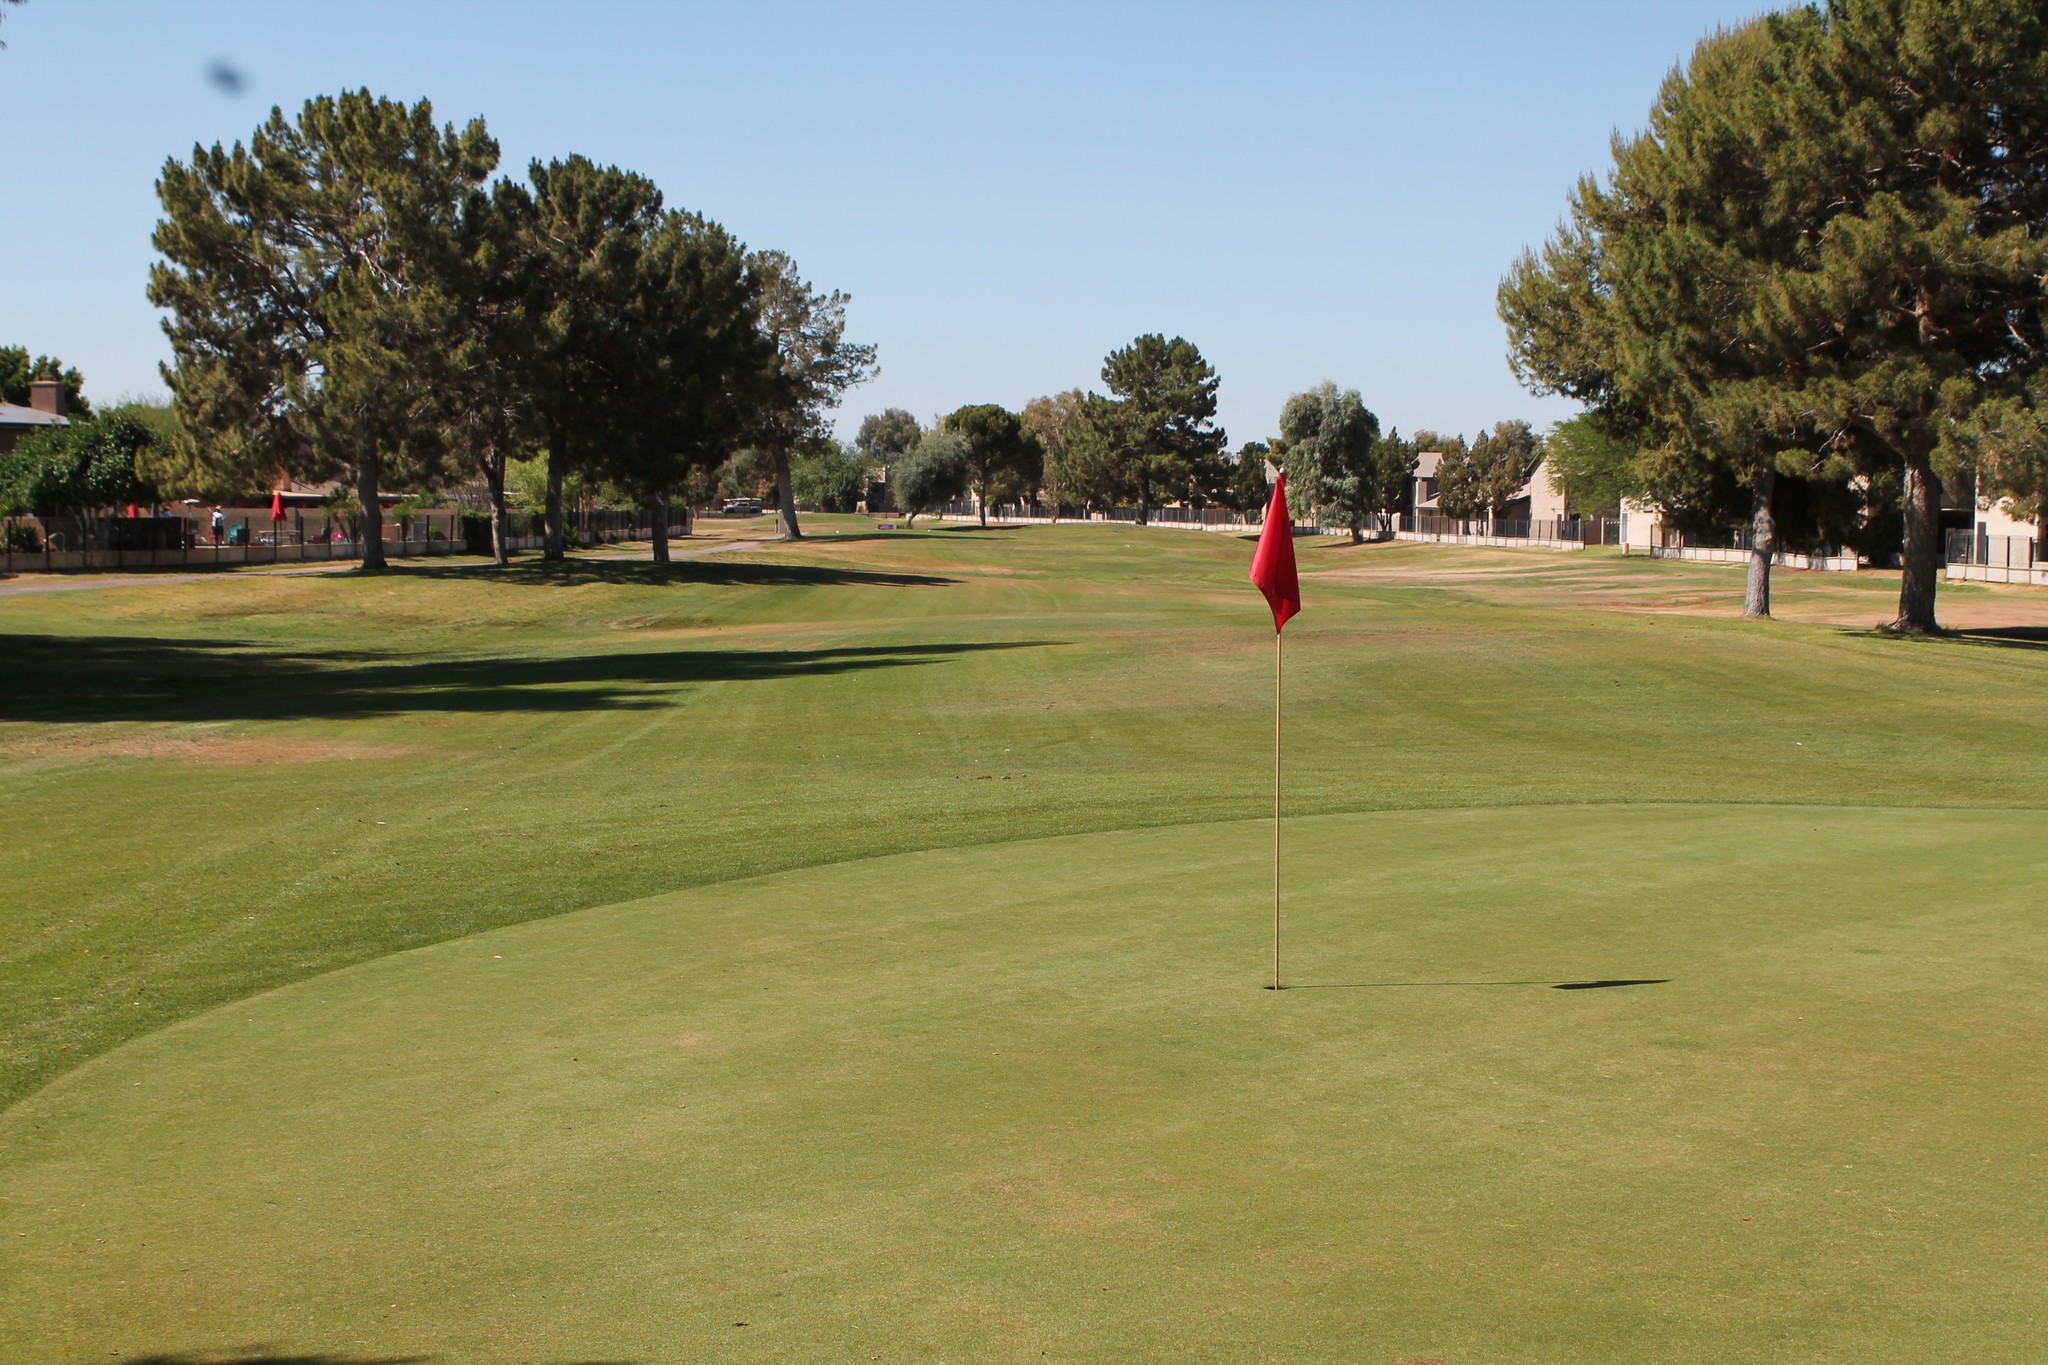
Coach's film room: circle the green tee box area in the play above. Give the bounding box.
[4,522,2048,1362]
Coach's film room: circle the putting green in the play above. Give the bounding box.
[5,803,2046,1363]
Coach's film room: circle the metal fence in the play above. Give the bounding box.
[934,500,1267,528]
[1646,527,1860,572]
[1948,528,2037,568]
[1398,514,1618,546]
[1945,530,2048,584]
[922,500,1631,548]
[0,507,659,574]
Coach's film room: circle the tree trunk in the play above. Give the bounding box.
[1892,454,1943,633]
[485,455,511,567]
[543,444,567,562]
[1135,476,1150,527]
[771,445,802,539]
[356,454,386,571]
[652,491,671,564]
[1743,465,1775,619]
[1350,514,1364,545]
[978,482,988,529]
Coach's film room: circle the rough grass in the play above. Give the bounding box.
[4,519,2048,1361]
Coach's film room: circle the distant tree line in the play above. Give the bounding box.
[145,90,875,568]
[1502,0,2048,631]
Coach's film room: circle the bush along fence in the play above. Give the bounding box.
[0,507,662,574]
[1946,530,2048,586]
[1648,526,1859,573]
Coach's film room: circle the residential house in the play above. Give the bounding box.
[0,376,70,454]
[1411,452,1566,523]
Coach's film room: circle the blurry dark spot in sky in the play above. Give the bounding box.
[206,58,247,96]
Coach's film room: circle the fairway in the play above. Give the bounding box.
[8,805,2048,1363]
[6,523,2048,1362]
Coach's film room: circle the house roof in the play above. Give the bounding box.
[0,402,69,429]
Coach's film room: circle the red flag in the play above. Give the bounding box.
[1249,472,1300,632]
[270,491,286,522]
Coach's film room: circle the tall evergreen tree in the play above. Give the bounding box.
[521,156,665,561]
[151,91,495,570]
[1096,334,1225,525]
[1228,441,1276,514]
[1501,15,1823,616]
[1506,2,2048,629]
[600,210,768,562]
[434,179,541,565]
[1367,428,1420,524]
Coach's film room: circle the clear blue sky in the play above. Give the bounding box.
[0,0,1766,445]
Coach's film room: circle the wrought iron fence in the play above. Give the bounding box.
[1947,529,2037,568]
[0,507,659,574]
[1399,514,1618,544]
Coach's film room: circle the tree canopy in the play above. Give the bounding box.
[1276,383,1383,542]
[1503,1,2048,629]
[941,403,1041,526]
[150,90,498,569]
[855,409,922,466]
[893,430,968,526]
[1093,334,1226,524]
[0,347,90,418]
[749,251,877,540]
[0,415,159,529]
[1435,420,1542,520]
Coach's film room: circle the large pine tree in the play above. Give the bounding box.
[151,91,496,570]
[1505,1,2048,631]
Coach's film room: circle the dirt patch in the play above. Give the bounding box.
[0,729,425,766]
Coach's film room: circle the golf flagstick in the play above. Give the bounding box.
[1247,471,1301,989]
[1272,626,1282,990]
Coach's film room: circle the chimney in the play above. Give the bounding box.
[27,377,65,417]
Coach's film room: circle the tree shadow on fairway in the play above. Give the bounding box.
[1838,624,2048,651]
[0,634,1053,724]
[390,558,953,589]
[118,1354,637,1365]
[1283,979,1670,990]
[119,1353,430,1365]
[1953,625,2048,651]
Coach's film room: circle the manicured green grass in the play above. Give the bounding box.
[8,806,2048,1363]
[4,520,2048,1361]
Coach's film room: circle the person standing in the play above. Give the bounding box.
[210,507,225,544]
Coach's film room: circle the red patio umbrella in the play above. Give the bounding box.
[270,491,286,522]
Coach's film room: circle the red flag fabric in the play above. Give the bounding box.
[270,491,286,522]
[1249,472,1301,632]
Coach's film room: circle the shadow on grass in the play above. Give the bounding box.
[1283,979,1669,990]
[1836,624,2048,651]
[1955,625,2048,651]
[118,1355,634,1365]
[0,635,1052,723]
[118,1354,431,1365]
[383,557,953,589]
